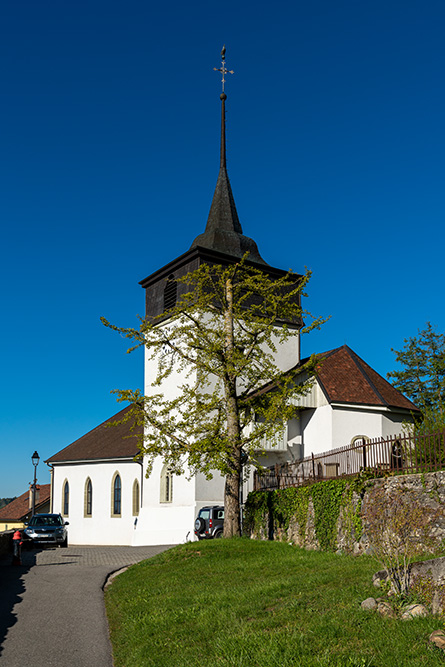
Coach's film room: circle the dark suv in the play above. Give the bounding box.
[194,505,224,539]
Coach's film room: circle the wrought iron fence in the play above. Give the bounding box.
[253,430,445,491]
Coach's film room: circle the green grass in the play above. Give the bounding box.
[105,539,445,667]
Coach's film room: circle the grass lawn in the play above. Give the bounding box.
[105,539,445,667]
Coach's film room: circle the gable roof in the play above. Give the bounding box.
[0,484,51,522]
[305,345,420,411]
[46,406,141,464]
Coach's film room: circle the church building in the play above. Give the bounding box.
[46,52,418,546]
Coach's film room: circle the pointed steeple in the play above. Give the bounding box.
[190,49,267,265]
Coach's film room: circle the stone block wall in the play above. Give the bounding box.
[245,470,445,554]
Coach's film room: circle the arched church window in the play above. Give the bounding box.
[111,472,122,517]
[160,465,173,503]
[84,478,93,517]
[62,479,69,517]
[132,479,140,516]
[163,274,177,311]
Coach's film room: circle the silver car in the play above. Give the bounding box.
[24,513,69,547]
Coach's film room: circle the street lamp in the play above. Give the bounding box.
[31,451,40,517]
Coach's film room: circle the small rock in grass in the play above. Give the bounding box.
[377,601,396,618]
[430,630,445,650]
[372,570,387,587]
[361,598,377,611]
[401,604,428,620]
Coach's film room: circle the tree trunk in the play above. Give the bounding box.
[223,276,242,538]
[224,467,241,537]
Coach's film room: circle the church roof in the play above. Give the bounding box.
[304,345,420,411]
[0,484,51,522]
[46,406,141,464]
[251,344,419,412]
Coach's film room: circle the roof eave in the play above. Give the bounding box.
[47,456,141,465]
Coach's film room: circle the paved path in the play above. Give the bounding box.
[0,545,173,667]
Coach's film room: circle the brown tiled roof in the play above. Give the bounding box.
[0,484,51,522]
[46,406,141,464]
[307,345,420,411]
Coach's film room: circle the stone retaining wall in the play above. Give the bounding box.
[246,470,445,554]
[0,530,14,557]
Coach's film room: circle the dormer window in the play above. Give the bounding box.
[163,274,177,312]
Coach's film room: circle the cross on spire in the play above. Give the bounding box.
[213,44,234,93]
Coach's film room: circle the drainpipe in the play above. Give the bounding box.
[138,460,144,509]
[48,464,54,513]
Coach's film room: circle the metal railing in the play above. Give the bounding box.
[253,430,445,491]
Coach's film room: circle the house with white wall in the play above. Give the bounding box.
[45,72,419,546]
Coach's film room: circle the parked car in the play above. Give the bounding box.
[23,513,69,548]
[194,505,224,539]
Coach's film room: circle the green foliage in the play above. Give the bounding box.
[244,489,271,532]
[340,483,364,549]
[102,255,327,535]
[103,258,325,477]
[311,480,347,550]
[388,322,445,431]
[105,540,444,667]
[0,497,16,509]
[245,478,366,551]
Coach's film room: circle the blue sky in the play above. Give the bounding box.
[1,0,444,497]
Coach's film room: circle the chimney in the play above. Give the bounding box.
[29,484,40,509]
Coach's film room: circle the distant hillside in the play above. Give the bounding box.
[0,497,16,509]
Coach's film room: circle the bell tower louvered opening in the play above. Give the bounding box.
[163,274,177,312]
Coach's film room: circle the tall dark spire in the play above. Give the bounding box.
[190,47,267,265]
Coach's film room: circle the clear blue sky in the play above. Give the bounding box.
[1,0,444,498]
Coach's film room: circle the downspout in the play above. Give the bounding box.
[48,464,54,512]
[138,460,144,508]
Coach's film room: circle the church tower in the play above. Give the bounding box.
[139,48,301,368]
[134,48,301,545]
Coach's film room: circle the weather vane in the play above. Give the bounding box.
[213,45,234,93]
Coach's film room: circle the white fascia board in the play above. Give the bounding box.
[50,457,140,466]
[330,403,414,414]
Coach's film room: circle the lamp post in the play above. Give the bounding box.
[31,451,40,517]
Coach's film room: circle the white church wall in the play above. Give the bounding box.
[133,455,198,546]
[300,405,333,456]
[52,460,142,546]
[330,406,384,449]
[133,504,196,545]
[195,470,225,503]
[381,412,413,438]
[266,327,300,373]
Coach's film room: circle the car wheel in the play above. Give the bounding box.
[214,530,223,539]
[195,518,206,533]
[61,537,68,548]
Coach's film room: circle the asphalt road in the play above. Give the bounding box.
[0,544,173,667]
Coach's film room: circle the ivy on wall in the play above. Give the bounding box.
[245,476,369,552]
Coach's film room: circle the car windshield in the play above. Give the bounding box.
[29,515,62,527]
[199,510,210,520]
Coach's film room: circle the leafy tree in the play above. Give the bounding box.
[0,497,16,509]
[102,258,326,537]
[387,322,445,431]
